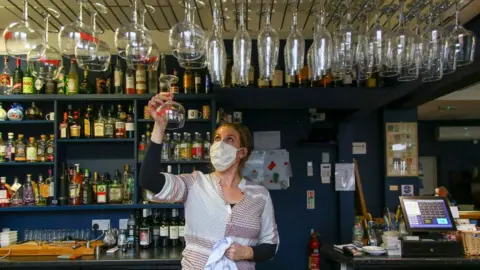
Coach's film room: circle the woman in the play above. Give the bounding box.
[140,93,279,269]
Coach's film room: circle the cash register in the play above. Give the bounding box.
[399,196,464,258]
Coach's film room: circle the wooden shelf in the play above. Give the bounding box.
[0,204,184,212]
[0,120,54,124]
[0,162,55,166]
[57,138,135,143]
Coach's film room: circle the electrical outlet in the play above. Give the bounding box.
[92,219,110,231]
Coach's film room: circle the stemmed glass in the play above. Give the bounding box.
[155,94,186,130]
[58,0,96,59]
[354,12,370,82]
[437,2,457,75]
[257,2,279,82]
[3,0,43,60]
[27,8,63,78]
[284,0,305,81]
[380,5,400,77]
[75,3,111,72]
[448,0,476,67]
[396,0,418,82]
[205,0,226,84]
[368,8,384,75]
[114,0,153,60]
[422,1,444,83]
[125,5,159,70]
[233,0,251,87]
[337,0,355,76]
[169,0,206,61]
[310,4,332,82]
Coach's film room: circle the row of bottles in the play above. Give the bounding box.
[59,104,134,139]
[57,164,135,206]
[125,208,186,250]
[0,170,55,207]
[138,131,211,162]
[0,132,55,163]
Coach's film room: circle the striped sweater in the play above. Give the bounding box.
[149,171,279,270]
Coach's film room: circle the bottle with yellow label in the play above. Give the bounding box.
[67,58,79,95]
[22,63,34,94]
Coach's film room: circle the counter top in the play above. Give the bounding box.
[321,246,480,267]
[0,247,183,268]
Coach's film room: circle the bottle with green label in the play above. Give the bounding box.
[57,66,65,94]
[22,63,34,94]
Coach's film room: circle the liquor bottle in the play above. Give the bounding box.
[170,69,179,93]
[22,63,34,94]
[70,111,82,139]
[23,174,35,205]
[160,210,169,247]
[205,69,212,93]
[192,132,203,160]
[248,65,255,87]
[46,169,54,205]
[59,112,69,139]
[258,77,270,88]
[10,177,23,206]
[122,165,134,204]
[183,66,193,94]
[140,209,152,249]
[82,169,93,205]
[169,209,179,247]
[179,211,185,246]
[343,71,353,87]
[126,104,135,139]
[37,174,47,206]
[201,132,210,160]
[0,177,10,207]
[46,135,55,162]
[67,58,79,95]
[12,58,23,94]
[173,134,181,160]
[115,104,126,138]
[94,105,106,138]
[161,133,171,161]
[194,72,202,93]
[45,66,57,94]
[96,175,107,204]
[0,132,5,162]
[5,132,15,162]
[92,172,98,203]
[272,65,284,88]
[138,135,147,161]
[34,67,45,94]
[136,64,147,95]
[14,134,26,162]
[286,71,297,88]
[148,68,158,95]
[125,67,135,94]
[114,57,124,94]
[104,106,115,138]
[109,170,123,204]
[105,62,113,94]
[179,133,188,160]
[0,56,12,95]
[366,72,378,88]
[322,72,333,88]
[79,69,90,94]
[26,137,37,162]
[57,65,65,94]
[58,165,68,206]
[69,164,82,205]
[96,72,107,94]
[299,64,310,88]
[36,135,47,162]
[84,105,93,138]
[159,54,168,92]
[127,213,137,247]
[152,209,161,248]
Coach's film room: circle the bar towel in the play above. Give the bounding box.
[204,237,238,270]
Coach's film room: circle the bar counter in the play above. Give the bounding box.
[0,247,183,269]
[321,246,480,270]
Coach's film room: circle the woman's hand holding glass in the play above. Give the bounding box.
[148,92,173,143]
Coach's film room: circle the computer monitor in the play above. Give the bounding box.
[399,196,457,232]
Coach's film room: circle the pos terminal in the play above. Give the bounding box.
[399,196,464,258]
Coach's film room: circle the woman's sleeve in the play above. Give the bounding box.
[139,140,198,203]
[253,192,279,261]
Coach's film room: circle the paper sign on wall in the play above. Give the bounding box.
[320,164,331,184]
[401,185,414,196]
[307,190,315,210]
[352,142,367,154]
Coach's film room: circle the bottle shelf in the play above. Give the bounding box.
[138,119,210,123]
[57,138,135,143]
[0,162,55,166]
[137,160,211,164]
[0,120,54,124]
[0,94,214,101]
[0,203,184,212]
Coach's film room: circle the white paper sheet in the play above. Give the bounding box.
[254,131,281,150]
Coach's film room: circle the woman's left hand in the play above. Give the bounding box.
[225,243,253,261]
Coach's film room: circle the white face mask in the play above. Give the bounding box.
[210,141,241,172]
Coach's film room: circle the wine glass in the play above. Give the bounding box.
[114,0,153,59]
[58,0,96,59]
[448,0,476,67]
[75,3,111,72]
[206,0,227,85]
[169,0,206,61]
[3,0,43,60]
[257,4,279,81]
[284,1,305,79]
[396,0,418,82]
[155,89,185,130]
[422,3,444,83]
[380,5,400,77]
[233,0,251,87]
[27,8,63,78]
[311,4,332,81]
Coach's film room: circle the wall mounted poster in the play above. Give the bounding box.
[385,122,419,177]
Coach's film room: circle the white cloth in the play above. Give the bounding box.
[204,237,238,270]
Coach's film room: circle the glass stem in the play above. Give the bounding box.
[132,0,138,25]
[399,1,405,28]
[291,9,298,31]
[185,0,194,23]
[44,16,49,41]
[455,0,460,27]
[78,0,83,22]
[238,4,246,30]
[92,13,97,35]
[23,0,28,22]
[264,8,271,27]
